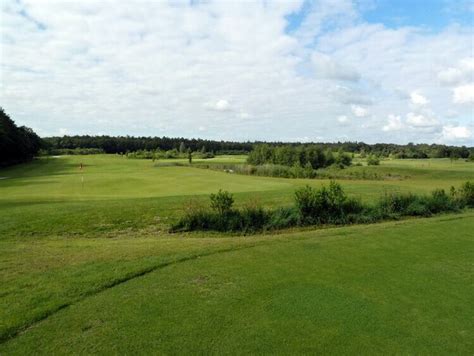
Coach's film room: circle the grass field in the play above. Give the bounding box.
[1,155,473,354]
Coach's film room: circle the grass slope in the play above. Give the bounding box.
[1,215,473,354]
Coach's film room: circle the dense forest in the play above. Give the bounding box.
[43,135,473,159]
[0,108,42,167]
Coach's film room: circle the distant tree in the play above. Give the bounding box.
[335,150,352,167]
[179,142,186,153]
[188,149,192,164]
[367,155,380,166]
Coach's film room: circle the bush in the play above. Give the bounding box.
[367,155,380,165]
[210,190,234,215]
[335,152,352,167]
[267,207,299,230]
[426,189,458,213]
[172,181,473,234]
[294,181,352,224]
[405,200,431,217]
[240,202,270,232]
[459,181,474,207]
[171,199,213,231]
[377,192,418,216]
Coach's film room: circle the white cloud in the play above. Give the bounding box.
[0,0,472,144]
[410,91,429,106]
[438,68,464,86]
[337,115,349,124]
[351,105,368,117]
[205,99,231,112]
[406,112,439,128]
[438,58,474,86]
[311,52,360,81]
[453,84,474,104]
[441,125,472,141]
[382,114,403,132]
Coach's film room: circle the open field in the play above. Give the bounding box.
[1,155,473,354]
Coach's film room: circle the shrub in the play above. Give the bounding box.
[210,190,234,215]
[171,181,473,234]
[405,200,431,217]
[294,185,319,224]
[294,181,351,224]
[426,189,457,213]
[367,155,380,165]
[171,199,213,231]
[377,192,418,216]
[240,204,270,232]
[336,152,352,167]
[267,207,299,229]
[459,181,474,207]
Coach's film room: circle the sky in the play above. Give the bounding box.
[1,0,473,144]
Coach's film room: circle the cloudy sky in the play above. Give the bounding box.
[1,0,473,144]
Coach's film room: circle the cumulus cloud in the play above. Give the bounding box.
[441,125,472,141]
[0,0,472,143]
[204,100,231,112]
[337,115,349,124]
[410,91,429,106]
[438,58,474,86]
[382,114,403,132]
[406,112,439,128]
[351,105,368,118]
[311,52,360,81]
[438,68,464,86]
[453,84,474,104]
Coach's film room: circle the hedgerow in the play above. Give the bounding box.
[171,181,474,234]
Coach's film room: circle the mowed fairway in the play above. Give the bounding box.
[1,155,473,354]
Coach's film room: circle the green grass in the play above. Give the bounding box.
[1,155,473,354]
[1,215,473,354]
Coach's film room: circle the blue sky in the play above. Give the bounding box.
[1,0,473,144]
[364,0,473,29]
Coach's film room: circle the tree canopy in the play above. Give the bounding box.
[0,108,42,166]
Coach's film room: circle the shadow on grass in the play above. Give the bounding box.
[0,157,83,180]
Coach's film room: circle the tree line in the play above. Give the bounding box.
[43,135,472,159]
[42,135,253,155]
[247,144,352,169]
[0,108,42,167]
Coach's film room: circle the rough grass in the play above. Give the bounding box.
[0,154,473,354]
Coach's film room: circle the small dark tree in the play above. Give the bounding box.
[188,148,192,164]
[210,190,234,215]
